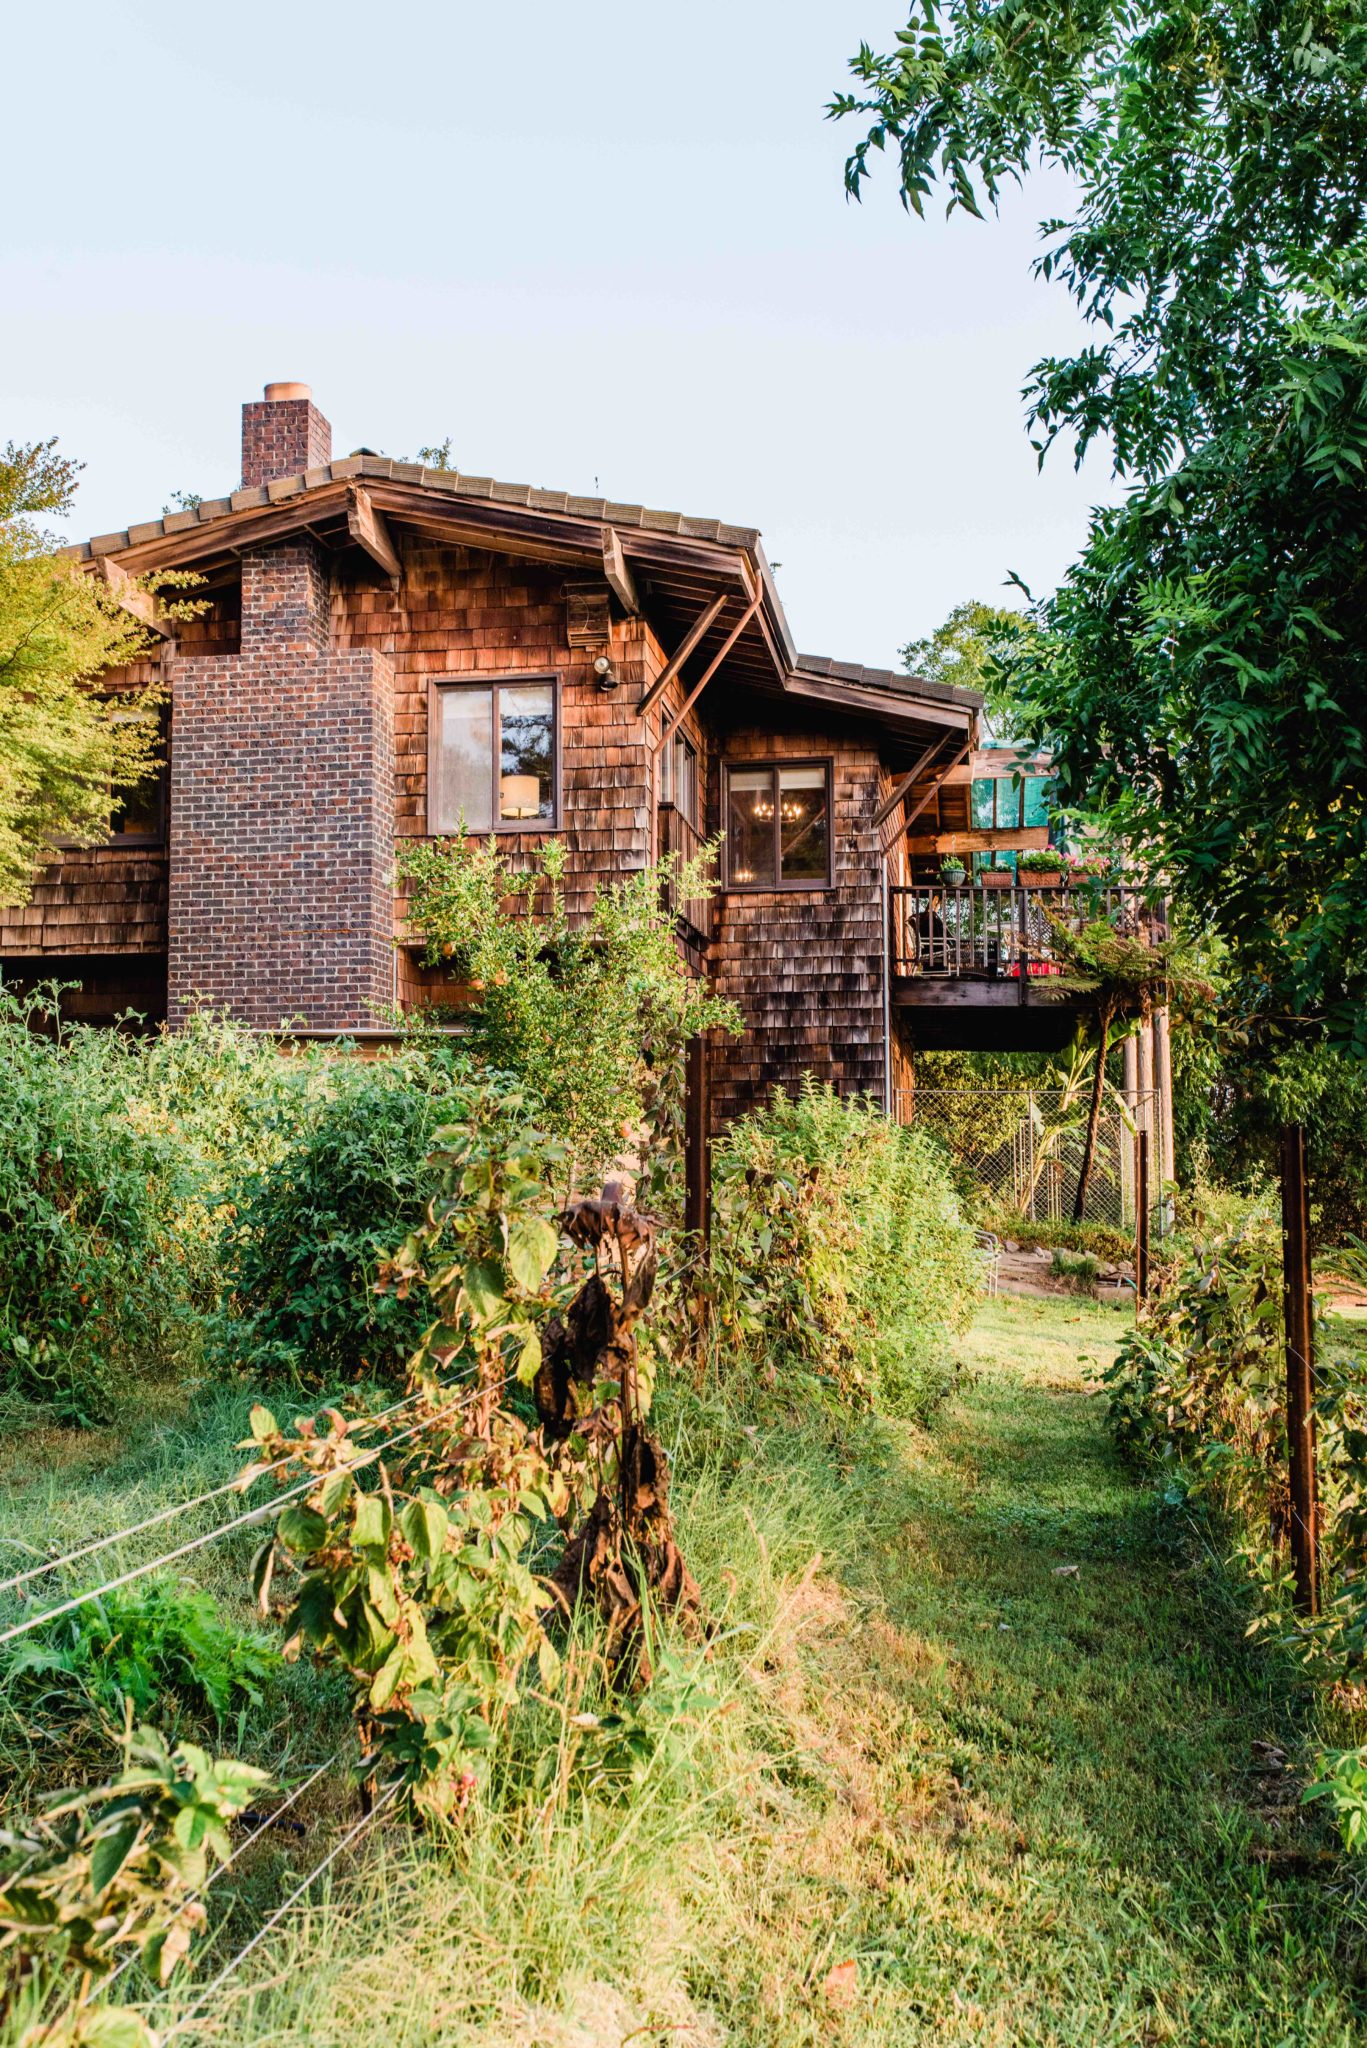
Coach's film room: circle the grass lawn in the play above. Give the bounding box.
[4,1294,1365,2045]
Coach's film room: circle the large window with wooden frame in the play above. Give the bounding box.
[429,677,559,834]
[723,759,832,890]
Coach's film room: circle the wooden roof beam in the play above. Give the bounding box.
[872,737,948,831]
[905,826,1051,856]
[93,556,175,638]
[636,589,729,719]
[347,486,402,587]
[602,526,640,615]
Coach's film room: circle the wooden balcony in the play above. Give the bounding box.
[889,881,1152,1049]
[657,802,714,946]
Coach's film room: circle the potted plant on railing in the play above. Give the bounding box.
[977,861,1013,890]
[1018,848,1065,888]
[1068,850,1115,888]
[940,854,968,886]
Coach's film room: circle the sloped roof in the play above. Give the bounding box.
[68,455,979,754]
[67,452,762,561]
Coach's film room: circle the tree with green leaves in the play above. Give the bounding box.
[0,442,169,905]
[834,1,1367,1053]
[901,596,1034,733]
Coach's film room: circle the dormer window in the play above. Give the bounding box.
[430,677,559,833]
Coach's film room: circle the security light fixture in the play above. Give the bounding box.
[592,653,617,691]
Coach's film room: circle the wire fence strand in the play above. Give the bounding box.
[0,1388,431,1599]
[157,1782,403,2041]
[0,1373,513,1649]
[102,1743,352,1996]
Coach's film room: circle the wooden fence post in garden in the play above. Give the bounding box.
[684,1033,711,1256]
[1135,1129,1150,1306]
[1279,1122,1320,1617]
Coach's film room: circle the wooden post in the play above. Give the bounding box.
[1280,1123,1320,1616]
[1135,1130,1150,1306]
[684,1033,711,1255]
[1153,1004,1176,1227]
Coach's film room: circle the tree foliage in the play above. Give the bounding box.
[834,1,1367,1049]
[399,833,740,1190]
[900,596,1035,732]
[0,442,194,905]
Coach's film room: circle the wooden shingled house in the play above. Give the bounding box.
[1,383,1112,1132]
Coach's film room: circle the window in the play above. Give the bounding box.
[430,678,558,833]
[658,729,698,827]
[108,704,168,846]
[724,760,831,889]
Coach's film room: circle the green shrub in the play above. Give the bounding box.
[1050,1248,1100,1293]
[1101,1198,1367,1847]
[0,987,208,1423]
[399,833,739,1194]
[711,1081,978,1422]
[211,1049,477,1386]
[1,1579,279,1725]
[984,1211,1132,1263]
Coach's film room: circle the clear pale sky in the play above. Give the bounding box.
[3,0,1118,668]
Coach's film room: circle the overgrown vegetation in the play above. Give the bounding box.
[399,832,739,1193]
[711,1079,978,1421]
[0,442,183,906]
[1102,1196,1367,1847]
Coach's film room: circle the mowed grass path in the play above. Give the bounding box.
[818,1294,1365,2044]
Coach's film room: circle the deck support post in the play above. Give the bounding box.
[1280,1123,1320,1617]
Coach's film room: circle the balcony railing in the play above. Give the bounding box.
[658,802,714,944]
[889,881,1150,980]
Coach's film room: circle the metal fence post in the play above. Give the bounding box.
[1280,1122,1319,1616]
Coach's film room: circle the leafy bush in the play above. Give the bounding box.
[0,1725,269,2020]
[710,1081,979,1422]
[982,1212,1132,1263]
[0,988,210,1423]
[211,1049,476,1386]
[0,992,486,1416]
[1050,1248,1100,1293]
[399,833,739,1194]
[1102,1201,1367,1848]
[1,1580,279,1727]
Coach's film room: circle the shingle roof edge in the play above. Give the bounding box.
[67,453,762,561]
[794,653,983,712]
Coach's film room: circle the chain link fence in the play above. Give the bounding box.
[896,1087,1161,1232]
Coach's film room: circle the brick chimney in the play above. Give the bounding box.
[241,381,332,488]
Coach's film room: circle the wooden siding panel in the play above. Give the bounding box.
[708,726,886,1131]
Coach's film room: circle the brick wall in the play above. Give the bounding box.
[708,725,886,1130]
[167,539,395,1028]
[241,397,332,489]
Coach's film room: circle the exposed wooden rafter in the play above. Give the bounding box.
[880,737,973,853]
[93,557,174,639]
[602,526,639,615]
[346,486,402,587]
[872,737,948,831]
[636,589,729,719]
[654,596,762,755]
